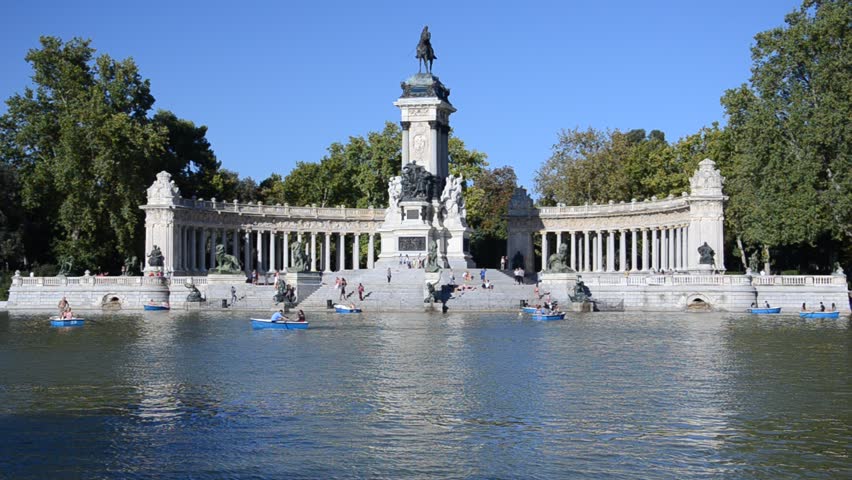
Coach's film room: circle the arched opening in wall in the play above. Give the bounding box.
[686,294,712,312]
[102,294,122,310]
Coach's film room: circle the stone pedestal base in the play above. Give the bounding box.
[207,273,249,285]
[569,301,592,313]
[688,264,715,274]
[285,271,323,304]
[538,272,580,303]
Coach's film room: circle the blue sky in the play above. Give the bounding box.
[1,0,800,193]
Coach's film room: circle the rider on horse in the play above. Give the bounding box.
[416,26,437,73]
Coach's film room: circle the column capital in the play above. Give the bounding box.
[400,121,411,130]
[428,120,440,130]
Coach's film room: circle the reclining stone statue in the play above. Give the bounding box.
[212,244,243,274]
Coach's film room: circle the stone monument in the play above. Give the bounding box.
[377,26,474,269]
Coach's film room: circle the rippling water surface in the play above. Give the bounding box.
[1,310,849,479]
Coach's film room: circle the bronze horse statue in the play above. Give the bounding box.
[416,26,437,73]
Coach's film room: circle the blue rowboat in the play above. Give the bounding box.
[335,306,362,314]
[50,318,85,327]
[250,318,309,330]
[748,307,781,314]
[531,313,565,321]
[799,311,840,319]
[521,307,537,314]
[143,304,170,311]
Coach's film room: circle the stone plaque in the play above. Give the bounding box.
[399,236,426,251]
[406,209,420,220]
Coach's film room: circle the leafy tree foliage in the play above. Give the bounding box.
[0,37,218,271]
[720,0,851,271]
[465,166,518,266]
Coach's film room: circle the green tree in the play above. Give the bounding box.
[720,0,851,271]
[0,36,220,271]
[466,166,518,266]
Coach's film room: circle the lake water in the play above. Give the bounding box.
[1,310,849,479]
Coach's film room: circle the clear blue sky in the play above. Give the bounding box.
[1,0,800,193]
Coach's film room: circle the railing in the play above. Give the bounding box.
[172,198,386,222]
[572,273,845,287]
[511,196,691,217]
[10,275,168,287]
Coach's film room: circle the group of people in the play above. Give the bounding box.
[398,254,425,269]
[512,267,526,285]
[802,302,835,312]
[270,309,306,322]
[56,296,75,319]
[334,277,366,301]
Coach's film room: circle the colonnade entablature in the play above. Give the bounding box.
[506,159,727,274]
[141,171,386,276]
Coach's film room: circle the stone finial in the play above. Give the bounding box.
[13,270,21,277]
[689,158,724,196]
[84,270,91,277]
[146,171,181,205]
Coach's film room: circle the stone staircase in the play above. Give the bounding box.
[296,267,542,312]
[297,267,426,311]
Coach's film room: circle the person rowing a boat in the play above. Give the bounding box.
[57,296,69,318]
[270,310,289,323]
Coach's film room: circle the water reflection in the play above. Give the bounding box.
[0,310,849,479]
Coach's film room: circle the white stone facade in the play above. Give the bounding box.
[507,159,727,274]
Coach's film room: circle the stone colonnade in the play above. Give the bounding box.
[537,225,690,273]
[141,171,384,276]
[169,227,379,275]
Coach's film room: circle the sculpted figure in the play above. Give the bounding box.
[185,282,203,302]
[213,244,243,274]
[57,256,74,277]
[424,281,440,303]
[416,26,437,73]
[147,245,164,268]
[273,281,288,304]
[123,256,139,276]
[425,239,441,273]
[547,243,573,273]
[290,240,309,272]
[698,242,715,265]
[570,278,591,303]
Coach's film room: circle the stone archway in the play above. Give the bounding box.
[685,294,712,312]
[101,294,122,310]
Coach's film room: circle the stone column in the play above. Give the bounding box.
[651,228,659,272]
[268,231,277,273]
[570,231,577,271]
[681,226,688,271]
[606,230,614,272]
[597,231,604,272]
[583,231,590,272]
[555,231,562,251]
[661,228,669,271]
[641,229,648,272]
[189,227,197,272]
[631,229,638,271]
[673,227,680,271]
[256,230,263,273]
[280,232,288,269]
[619,230,627,272]
[668,227,675,270]
[243,230,251,276]
[541,231,549,271]
[338,232,345,271]
[324,233,332,273]
[367,233,375,269]
[401,121,410,165]
[202,229,209,271]
[310,232,318,271]
[429,121,439,174]
[352,233,360,270]
[208,229,216,271]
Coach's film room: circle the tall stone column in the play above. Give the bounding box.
[324,233,332,273]
[555,231,562,251]
[338,233,345,271]
[641,229,648,272]
[631,229,638,271]
[352,233,360,270]
[597,231,604,272]
[269,231,277,273]
[681,226,688,271]
[619,230,627,271]
[367,233,375,269]
[668,227,675,270]
[673,227,680,270]
[207,229,216,271]
[661,228,669,271]
[189,227,197,272]
[583,231,590,272]
[401,121,410,164]
[429,121,439,175]
[243,230,251,276]
[540,231,549,271]
[310,232,318,271]
[569,231,576,271]
[651,228,659,272]
[605,230,613,272]
[256,230,263,273]
[282,232,289,269]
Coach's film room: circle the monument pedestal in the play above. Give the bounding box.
[538,272,580,304]
[285,271,323,304]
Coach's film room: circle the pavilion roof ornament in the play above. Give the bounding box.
[146,171,181,205]
[689,159,724,197]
